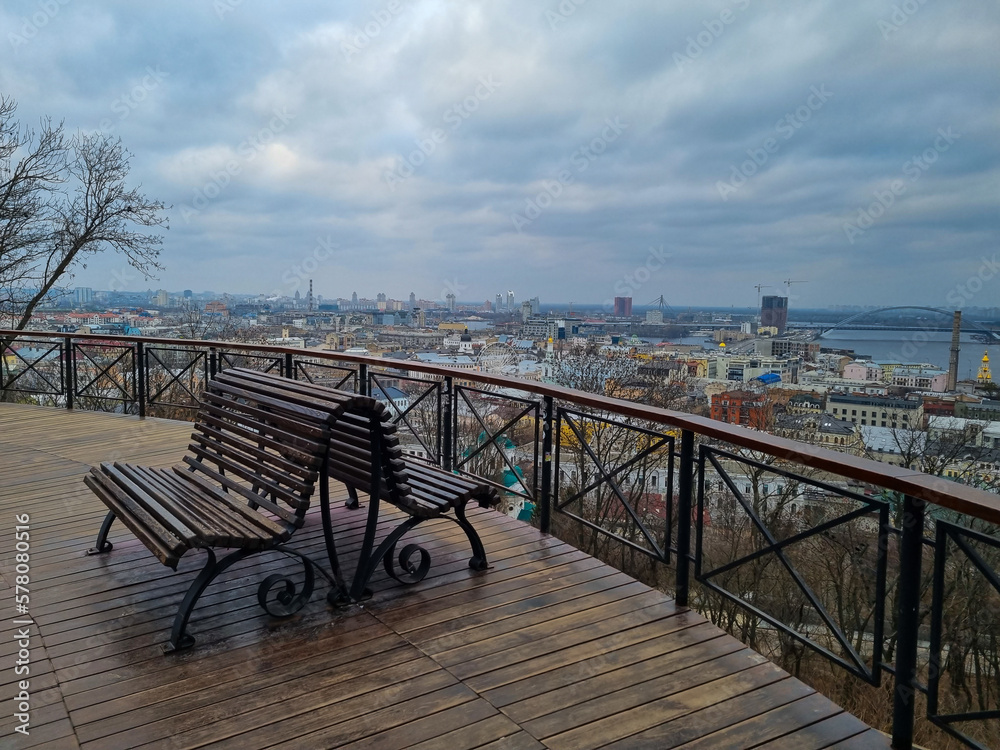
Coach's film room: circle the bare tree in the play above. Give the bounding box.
[0,95,167,330]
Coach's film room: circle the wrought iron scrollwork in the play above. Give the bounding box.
[383,542,432,585]
[257,566,315,618]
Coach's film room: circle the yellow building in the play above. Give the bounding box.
[978,350,992,383]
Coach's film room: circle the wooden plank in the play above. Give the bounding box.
[823,729,892,748]
[752,710,878,749]
[403,714,539,750]
[543,662,800,749]
[595,676,818,750]
[0,403,885,750]
[521,646,771,738]
[500,627,743,723]
[670,693,844,749]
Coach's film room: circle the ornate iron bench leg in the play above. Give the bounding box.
[351,515,425,600]
[164,547,253,654]
[344,485,360,510]
[452,503,489,571]
[86,510,116,555]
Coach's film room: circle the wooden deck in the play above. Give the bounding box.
[0,403,890,749]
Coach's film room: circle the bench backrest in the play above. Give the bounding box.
[185,370,344,530]
[207,368,412,513]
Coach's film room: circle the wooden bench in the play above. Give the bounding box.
[84,369,382,652]
[225,369,501,601]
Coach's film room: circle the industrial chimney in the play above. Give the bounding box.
[947,310,961,391]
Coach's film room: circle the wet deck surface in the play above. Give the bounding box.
[0,403,890,749]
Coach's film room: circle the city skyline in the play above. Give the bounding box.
[2,2,998,308]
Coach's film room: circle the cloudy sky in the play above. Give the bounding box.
[2,0,998,308]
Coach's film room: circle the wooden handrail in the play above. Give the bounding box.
[3,328,999,524]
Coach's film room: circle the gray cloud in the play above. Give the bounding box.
[2,0,998,307]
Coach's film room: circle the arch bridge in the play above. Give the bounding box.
[811,306,1000,340]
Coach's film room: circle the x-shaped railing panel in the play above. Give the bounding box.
[697,445,889,684]
[295,360,357,392]
[73,342,136,404]
[928,521,1000,749]
[454,385,539,501]
[219,352,283,376]
[554,407,674,562]
[0,340,63,395]
[369,372,441,465]
[146,347,208,410]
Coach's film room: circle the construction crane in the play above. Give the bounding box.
[783,279,808,289]
[753,284,771,309]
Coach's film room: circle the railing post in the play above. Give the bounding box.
[209,347,217,380]
[675,429,694,607]
[441,376,453,471]
[539,395,554,535]
[284,351,293,380]
[359,363,369,396]
[136,340,146,418]
[892,494,925,750]
[66,337,74,410]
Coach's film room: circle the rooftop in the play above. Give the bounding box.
[0,403,887,749]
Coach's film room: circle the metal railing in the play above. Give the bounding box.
[2,329,999,749]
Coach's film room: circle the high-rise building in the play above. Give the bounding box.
[507,290,515,311]
[613,296,632,317]
[530,296,540,315]
[645,309,663,324]
[409,292,416,310]
[446,293,456,312]
[521,300,532,321]
[760,295,788,333]
[74,287,93,306]
[495,293,503,312]
[154,289,169,307]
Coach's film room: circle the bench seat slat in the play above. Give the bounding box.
[114,463,229,544]
[135,467,264,546]
[178,460,301,530]
[84,470,189,568]
[100,463,203,545]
